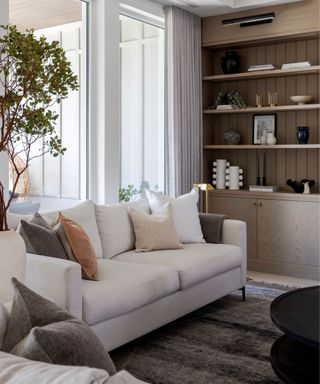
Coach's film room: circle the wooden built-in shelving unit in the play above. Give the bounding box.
[201,0,320,279]
[204,144,320,150]
[202,34,320,193]
[203,104,320,114]
[203,65,320,82]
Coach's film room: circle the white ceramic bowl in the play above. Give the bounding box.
[290,95,313,105]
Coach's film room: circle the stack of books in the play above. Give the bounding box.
[249,185,278,193]
[282,61,311,70]
[248,64,277,72]
[216,105,237,110]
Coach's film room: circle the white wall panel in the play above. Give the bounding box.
[120,16,164,192]
[28,22,82,199]
[61,51,81,198]
[121,44,143,187]
[0,1,9,200]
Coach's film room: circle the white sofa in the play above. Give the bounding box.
[24,200,247,352]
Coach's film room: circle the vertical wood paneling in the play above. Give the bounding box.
[202,37,320,191]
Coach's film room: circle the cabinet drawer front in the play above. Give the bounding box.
[258,199,320,267]
[209,196,257,259]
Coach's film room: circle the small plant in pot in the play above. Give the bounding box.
[0,25,78,295]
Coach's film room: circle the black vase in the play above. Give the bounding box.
[296,127,309,144]
[221,51,241,74]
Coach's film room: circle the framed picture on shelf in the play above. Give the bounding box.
[253,114,277,144]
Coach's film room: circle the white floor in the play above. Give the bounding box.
[247,270,319,288]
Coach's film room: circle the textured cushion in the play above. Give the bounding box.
[42,200,103,259]
[17,220,68,259]
[30,213,51,229]
[95,199,150,259]
[0,303,9,350]
[58,213,98,280]
[199,213,227,243]
[129,203,183,252]
[114,243,243,289]
[145,189,205,243]
[3,278,116,374]
[82,259,179,324]
[0,352,110,384]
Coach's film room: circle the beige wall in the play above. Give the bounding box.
[9,0,81,31]
[202,0,320,47]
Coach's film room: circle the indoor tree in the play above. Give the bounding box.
[0,25,78,230]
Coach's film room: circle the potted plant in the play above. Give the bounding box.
[0,25,78,298]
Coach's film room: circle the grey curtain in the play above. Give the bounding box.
[164,6,202,196]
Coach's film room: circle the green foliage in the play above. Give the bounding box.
[0,24,79,156]
[214,90,246,109]
[0,24,79,230]
[119,181,159,203]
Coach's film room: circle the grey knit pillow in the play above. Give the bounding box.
[17,220,68,259]
[3,278,116,375]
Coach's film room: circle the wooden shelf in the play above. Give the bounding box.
[203,104,320,114]
[204,144,320,149]
[208,189,320,202]
[203,65,320,82]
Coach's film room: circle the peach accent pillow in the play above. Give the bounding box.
[58,213,97,280]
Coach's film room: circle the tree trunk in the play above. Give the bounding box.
[0,182,8,231]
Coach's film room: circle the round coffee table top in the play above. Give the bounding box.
[270,285,320,349]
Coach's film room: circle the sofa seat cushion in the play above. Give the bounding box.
[114,243,243,290]
[82,260,179,325]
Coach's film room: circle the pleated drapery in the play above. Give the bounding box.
[164,6,202,196]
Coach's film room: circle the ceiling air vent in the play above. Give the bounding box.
[222,12,275,27]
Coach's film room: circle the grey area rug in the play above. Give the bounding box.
[110,284,286,384]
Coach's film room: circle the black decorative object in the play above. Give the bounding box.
[224,128,241,145]
[287,179,315,194]
[221,51,241,74]
[296,127,310,144]
[214,90,246,109]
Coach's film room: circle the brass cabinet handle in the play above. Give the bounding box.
[253,202,256,206]
[259,202,263,207]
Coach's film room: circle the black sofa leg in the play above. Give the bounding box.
[239,286,246,301]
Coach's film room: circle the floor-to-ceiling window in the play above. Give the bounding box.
[9,0,88,211]
[120,13,164,200]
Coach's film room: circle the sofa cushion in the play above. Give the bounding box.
[114,243,243,289]
[4,278,116,375]
[17,220,68,260]
[58,213,98,280]
[145,189,205,244]
[82,259,179,324]
[42,200,103,259]
[94,199,150,259]
[0,351,110,384]
[129,203,183,252]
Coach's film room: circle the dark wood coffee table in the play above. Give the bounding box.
[270,286,320,384]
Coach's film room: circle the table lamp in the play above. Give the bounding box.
[193,183,214,213]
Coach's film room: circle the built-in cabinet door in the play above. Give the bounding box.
[258,199,320,268]
[208,196,257,260]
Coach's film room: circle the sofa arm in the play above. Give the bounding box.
[222,219,247,286]
[25,254,82,319]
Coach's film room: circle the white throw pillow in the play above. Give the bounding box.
[95,199,150,259]
[0,351,110,384]
[42,200,103,259]
[145,188,205,244]
[129,203,183,252]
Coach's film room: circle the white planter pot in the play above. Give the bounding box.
[0,230,26,303]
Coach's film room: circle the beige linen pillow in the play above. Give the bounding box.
[129,203,183,252]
